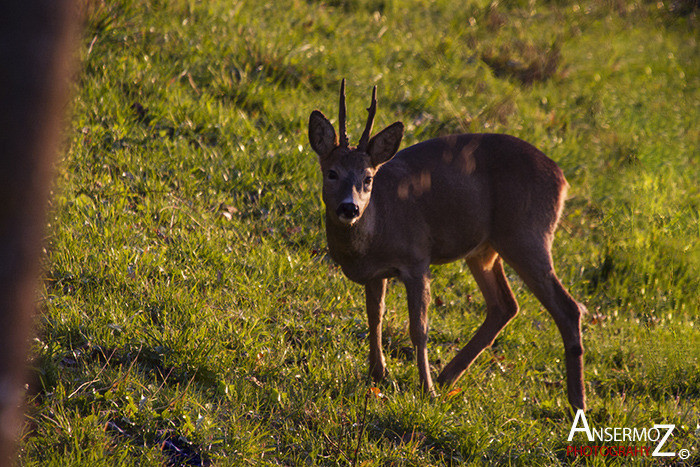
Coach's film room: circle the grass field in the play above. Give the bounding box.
[19,0,699,465]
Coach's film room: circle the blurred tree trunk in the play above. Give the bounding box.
[0,1,77,463]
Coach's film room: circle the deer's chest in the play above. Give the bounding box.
[326,235,412,284]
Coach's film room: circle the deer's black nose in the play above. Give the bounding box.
[337,203,359,219]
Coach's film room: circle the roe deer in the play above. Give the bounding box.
[308,80,586,410]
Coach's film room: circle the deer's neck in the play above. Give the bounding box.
[325,200,377,263]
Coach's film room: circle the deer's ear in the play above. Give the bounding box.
[308,110,338,158]
[367,121,403,167]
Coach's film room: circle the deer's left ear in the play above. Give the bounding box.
[309,110,338,159]
[367,121,403,167]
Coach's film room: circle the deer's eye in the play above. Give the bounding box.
[363,176,373,186]
[327,170,338,180]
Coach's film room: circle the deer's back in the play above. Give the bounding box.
[375,133,568,263]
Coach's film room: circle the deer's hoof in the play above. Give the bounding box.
[369,366,388,383]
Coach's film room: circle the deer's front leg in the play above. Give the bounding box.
[403,271,434,395]
[365,278,387,382]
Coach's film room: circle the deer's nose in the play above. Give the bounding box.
[337,202,360,219]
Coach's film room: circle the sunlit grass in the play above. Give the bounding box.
[20,0,699,465]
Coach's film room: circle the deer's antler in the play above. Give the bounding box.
[338,79,349,148]
[357,85,377,152]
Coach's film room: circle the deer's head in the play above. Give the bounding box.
[309,80,404,226]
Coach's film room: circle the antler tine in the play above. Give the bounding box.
[357,85,377,151]
[338,79,349,148]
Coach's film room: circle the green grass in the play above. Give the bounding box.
[20,0,698,465]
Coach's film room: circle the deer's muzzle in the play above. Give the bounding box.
[336,202,360,223]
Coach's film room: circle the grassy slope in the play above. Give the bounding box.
[20,0,698,465]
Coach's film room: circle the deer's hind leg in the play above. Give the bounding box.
[496,238,586,411]
[437,247,519,388]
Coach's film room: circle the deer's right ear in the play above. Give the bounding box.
[309,110,338,158]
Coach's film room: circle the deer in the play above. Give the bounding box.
[308,80,586,410]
